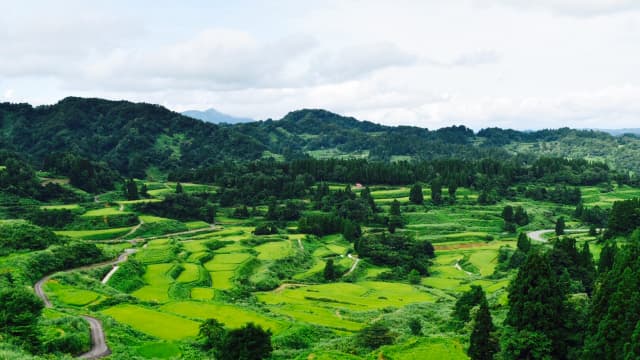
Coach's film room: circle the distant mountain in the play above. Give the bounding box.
[593,128,640,136]
[182,108,254,124]
[3,97,640,177]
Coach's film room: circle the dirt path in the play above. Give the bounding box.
[34,248,136,359]
[273,282,308,293]
[116,219,145,240]
[454,260,474,276]
[343,257,360,277]
[94,223,216,244]
[297,238,304,251]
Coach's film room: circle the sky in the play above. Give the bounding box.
[1,0,640,130]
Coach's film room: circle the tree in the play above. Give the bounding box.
[199,318,226,352]
[555,216,566,236]
[0,287,44,345]
[453,285,486,323]
[124,178,139,200]
[502,205,514,223]
[323,259,337,281]
[390,199,401,217]
[408,269,421,284]
[409,183,424,205]
[139,183,149,198]
[360,186,378,212]
[175,182,183,194]
[431,179,443,205]
[448,183,458,203]
[408,318,422,335]
[505,252,569,359]
[517,232,531,253]
[597,242,617,274]
[469,299,499,360]
[514,206,530,226]
[219,322,272,360]
[357,322,395,349]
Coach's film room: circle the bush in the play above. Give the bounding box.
[0,222,60,255]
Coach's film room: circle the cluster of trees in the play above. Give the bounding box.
[198,319,272,360]
[135,193,216,223]
[523,185,582,205]
[355,231,434,277]
[0,151,83,203]
[298,213,361,241]
[26,208,138,230]
[0,222,60,255]
[42,152,120,193]
[575,203,609,228]
[501,205,530,232]
[605,198,640,238]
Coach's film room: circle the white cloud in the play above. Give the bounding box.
[478,0,640,17]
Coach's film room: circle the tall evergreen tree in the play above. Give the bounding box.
[469,299,499,360]
[555,216,566,236]
[597,241,617,274]
[323,259,336,281]
[502,205,514,223]
[505,251,570,359]
[409,183,424,205]
[585,243,640,360]
[516,232,531,253]
[175,181,184,194]
[448,183,458,203]
[360,186,378,212]
[431,179,443,205]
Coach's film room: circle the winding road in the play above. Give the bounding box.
[34,248,136,359]
[526,228,593,242]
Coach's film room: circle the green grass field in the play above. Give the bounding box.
[160,301,283,332]
[45,281,103,306]
[55,227,132,240]
[255,240,293,260]
[132,263,173,303]
[102,304,199,340]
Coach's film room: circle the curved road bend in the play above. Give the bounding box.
[34,248,136,359]
[526,228,592,242]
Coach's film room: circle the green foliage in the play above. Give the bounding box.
[199,318,226,352]
[517,232,531,253]
[323,259,336,281]
[605,198,640,238]
[408,318,422,335]
[409,183,424,205]
[0,286,44,346]
[107,259,146,293]
[468,299,498,360]
[218,322,273,360]
[134,193,215,222]
[407,269,421,285]
[0,222,60,255]
[453,285,486,324]
[555,216,566,236]
[356,322,395,350]
[355,231,434,275]
[505,252,571,359]
[431,179,443,205]
[585,242,640,359]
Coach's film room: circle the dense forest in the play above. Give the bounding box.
[2,98,640,178]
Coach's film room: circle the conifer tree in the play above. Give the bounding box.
[175,181,184,194]
[505,252,569,359]
[431,179,443,205]
[323,259,336,281]
[469,299,499,360]
[409,183,424,205]
[516,232,531,253]
[555,216,565,236]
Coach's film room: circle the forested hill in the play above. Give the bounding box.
[1,97,640,177]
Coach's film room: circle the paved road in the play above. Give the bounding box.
[78,316,110,359]
[34,248,136,359]
[526,228,593,242]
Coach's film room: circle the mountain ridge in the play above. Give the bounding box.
[2,97,640,176]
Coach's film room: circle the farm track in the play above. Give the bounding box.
[34,248,136,359]
[343,257,360,277]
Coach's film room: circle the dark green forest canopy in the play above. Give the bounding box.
[2,97,640,178]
